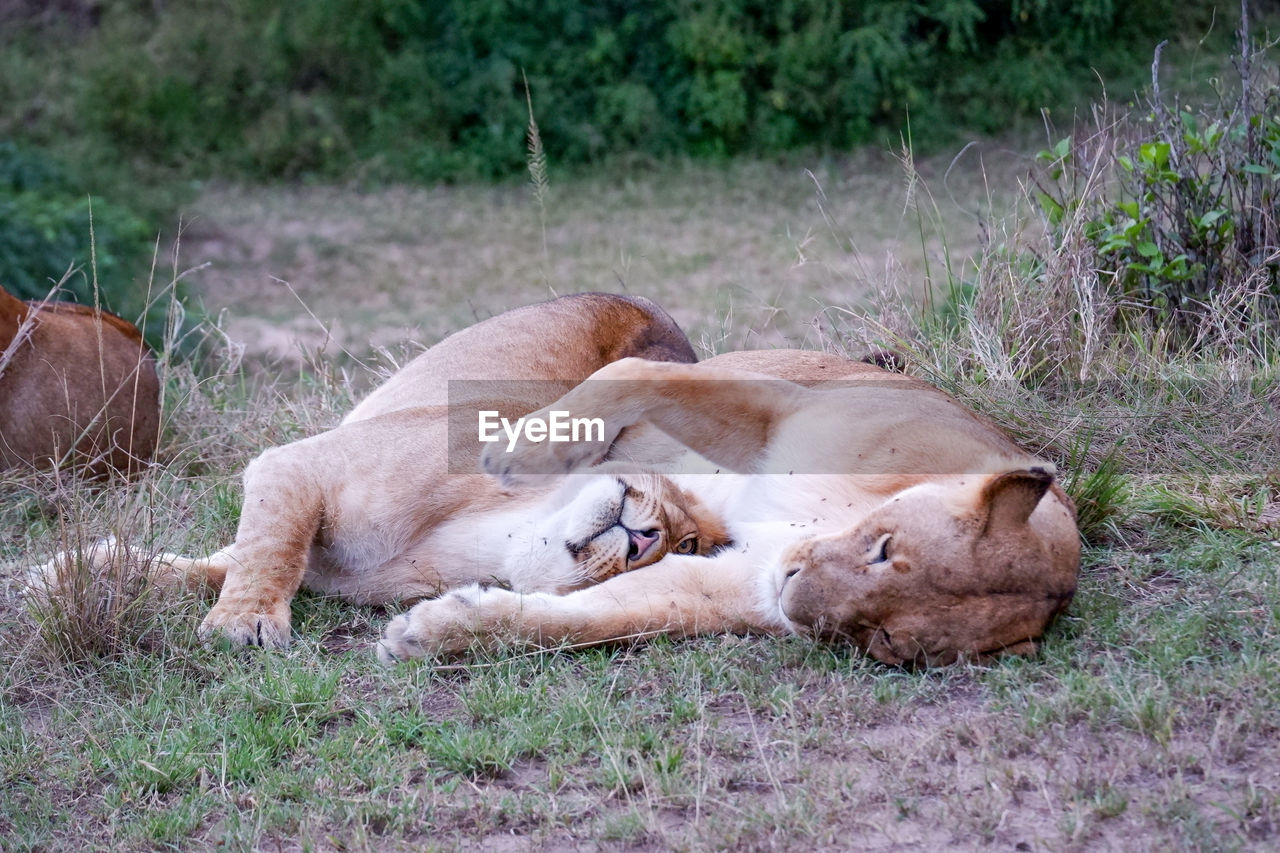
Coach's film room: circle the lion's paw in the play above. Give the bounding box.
[198,604,291,649]
[376,612,427,664]
[376,591,481,664]
[376,585,529,664]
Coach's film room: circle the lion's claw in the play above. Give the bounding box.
[376,613,423,664]
[198,609,291,649]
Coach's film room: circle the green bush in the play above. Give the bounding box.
[0,142,172,349]
[1033,55,1280,341]
[1,0,1220,182]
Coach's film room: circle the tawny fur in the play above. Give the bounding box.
[382,349,1081,667]
[33,294,1080,667]
[1,284,159,476]
[35,294,729,649]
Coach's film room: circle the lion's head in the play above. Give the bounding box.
[775,467,1080,666]
[527,471,731,593]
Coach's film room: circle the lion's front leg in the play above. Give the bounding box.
[376,550,778,662]
[198,443,326,649]
[377,586,550,660]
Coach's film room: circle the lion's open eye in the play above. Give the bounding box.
[869,533,892,564]
[674,536,698,555]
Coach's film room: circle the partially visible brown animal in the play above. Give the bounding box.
[0,284,160,476]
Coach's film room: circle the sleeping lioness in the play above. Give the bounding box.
[379,349,1081,666]
[34,294,730,647]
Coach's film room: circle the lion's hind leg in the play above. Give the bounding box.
[23,529,300,652]
[151,549,231,593]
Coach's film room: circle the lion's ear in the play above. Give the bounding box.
[979,467,1054,534]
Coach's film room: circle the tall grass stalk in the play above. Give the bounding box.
[524,72,552,294]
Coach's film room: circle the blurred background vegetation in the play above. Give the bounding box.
[0,0,1254,346]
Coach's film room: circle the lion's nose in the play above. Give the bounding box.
[627,528,660,562]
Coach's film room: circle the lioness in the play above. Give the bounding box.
[379,349,1081,666]
[35,294,730,647]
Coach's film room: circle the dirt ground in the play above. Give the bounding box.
[173,149,1025,368]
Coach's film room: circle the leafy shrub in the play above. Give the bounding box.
[2,0,1216,182]
[1033,39,1280,342]
[0,142,173,349]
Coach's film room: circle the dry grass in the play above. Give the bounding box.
[178,148,1024,369]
